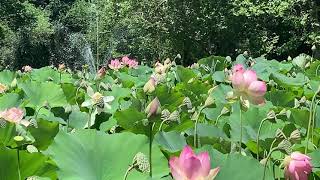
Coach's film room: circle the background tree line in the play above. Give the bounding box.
[0,0,319,70]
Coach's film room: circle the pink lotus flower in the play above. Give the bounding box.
[169,146,220,180]
[231,64,267,105]
[127,59,139,69]
[108,59,123,70]
[121,56,131,65]
[22,65,32,72]
[0,83,7,94]
[284,152,312,180]
[58,63,66,71]
[0,107,30,127]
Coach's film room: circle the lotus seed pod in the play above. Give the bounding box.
[299,96,306,103]
[275,128,286,139]
[267,110,276,120]
[0,119,6,128]
[161,109,171,121]
[133,152,150,173]
[277,139,292,154]
[279,108,287,116]
[289,129,301,141]
[168,110,180,122]
[29,118,38,128]
[183,97,193,109]
[220,107,230,115]
[226,56,232,62]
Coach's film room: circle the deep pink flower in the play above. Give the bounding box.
[169,146,220,180]
[284,152,312,180]
[108,59,123,70]
[0,107,29,127]
[231,65,267,105]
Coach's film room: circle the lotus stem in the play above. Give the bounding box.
[159,120,169,132]
[263,147,278,180]
[17,149,21,180]
[240,109,242,153]
[194,106,205,148]
[123,164,135,180]
[257,117,269,160]
[306,86,320,153]
[149,122,154,177]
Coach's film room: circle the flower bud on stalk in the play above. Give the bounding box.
[145,97,161,118]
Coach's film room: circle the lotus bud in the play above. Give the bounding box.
[226,56,232,63]
[11,78,17,88]
[176,54,182,59]
[277,139,292,154]
[204,96,214,107]
[260,158,268,165]
[312,45,316,51]
[243,51,249,57]
[143,77,157,93]
[58,63,66,71]
[133,152,150,173]
[287,56,292,61]
[286,110,291,119]
[145,97,161,118]
[289,129,301,141]
[294,99,300,108]
[97,67,106,79]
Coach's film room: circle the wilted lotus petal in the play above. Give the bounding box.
[0,83,7,94]
[169,146,220,180]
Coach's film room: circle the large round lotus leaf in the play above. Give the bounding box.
[19,81,67,108]
[0,70,15,85]
[31,67,73,83]
[0,147,55,180]
[0,93,21,110]
[198,146,273,180]
[47,130,169,180]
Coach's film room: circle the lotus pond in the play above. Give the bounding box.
[0,54,320,180]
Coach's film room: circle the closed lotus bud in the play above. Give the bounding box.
[287,56,292,61]
[204,96,214,107]
[260,158,268,165]
[226,56,232,63]
[58,63,66,71]
[176,54,181,59]
[133,152,150,173]
[143,77,157,93]
[11,78,17,88]
[243,51,249,57]
[145,97,161,118]
[312,45,316,51]
[277,139,292,154]
[289,129,301,141]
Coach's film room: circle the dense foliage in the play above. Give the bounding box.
[0,0,320,69]
[0,54,319,179]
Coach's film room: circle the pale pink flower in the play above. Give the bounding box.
[0,83,7,94]
[58,63,66,71]
[22,65,32,72]
[127,59,139,69]
[169,146,220,180]
[284,152,312,180]
[143,76,157,93]
[108,59,123,70]
[0,107,29,127]
[231,64,267,105]
[145,97,161,118]
[121,56,131,65]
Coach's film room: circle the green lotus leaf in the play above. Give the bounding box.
[47,130,169,180]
